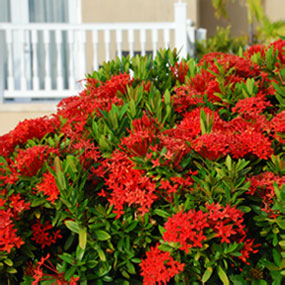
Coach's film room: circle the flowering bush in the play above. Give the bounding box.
[0,39,284,284]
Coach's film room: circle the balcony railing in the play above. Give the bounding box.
[0,2,206,103]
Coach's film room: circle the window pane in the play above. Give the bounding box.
[0,0,10,22]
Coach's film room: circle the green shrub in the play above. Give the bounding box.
[0,39,284,284]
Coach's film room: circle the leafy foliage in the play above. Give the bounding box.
[0,40,284,284]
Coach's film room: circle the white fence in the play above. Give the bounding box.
[0,2,206,103]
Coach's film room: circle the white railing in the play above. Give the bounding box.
[0,2,206,103]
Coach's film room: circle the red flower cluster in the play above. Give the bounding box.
[35,171,60,203]
[140,244,185,285]
[9,193,31,217]
[163,209,209,252]
[269,111,285,143]
[120,114,162,157]
[247,172,285,218]
[164,106,273,160]
[0,208,24,253]
[31,220,62,249]
[163,203,254,260]
[243,39,285,66]
[32,253,79,285]
[57,73,131,138]
[0,116,59,157]
[13,145,58,177]
[170,61,189,83]
[199,53,260,78]
[100,151,157,217]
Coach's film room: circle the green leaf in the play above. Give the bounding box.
[7,267,17,274]
[154,209,169,218]
[158,243,174,252]
[126,261,136,274]
[95,230,111,241]
[31,198,48,207]
[158,225,166,235]
[65,220,79,234]
[76,245,85,261]
[4,259,13,267]
[97,247,106,261]
[54,157,67,191]
[201,267,213,283]
[164,90,171,105]
[272,248,281,267]
[64,266,77,281]
[217,265,229,285]
[225,155,232,171]
[64,233,75,251]
[131,258,141,264]
[79,226,87,250]
[238,206,251,213]
[125,221,138,233]
[59,254,74,265]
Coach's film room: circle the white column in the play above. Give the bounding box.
[152,29,158,60]
[174,1,188,59]
[116,30,123,59]
[140,29,146,56]
[163,29,170,49]
[31,30,39,90]
[6,31,14,91]
[43,31,51,90]
[128,29,134,58]
[69,0,82,89]
[104,30,111,62]
[92,30,99,70]
[10,0,30,90]
[55,30,64,89]
[68,31,75,90]
[68,0,82,23]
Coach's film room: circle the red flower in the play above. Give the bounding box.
[35,171,60,203]
[32,253,80,284]
[14,145,59,177]
[171,61,189,83]
[0,116,60,157]
[238,239,260,265]
[99,151,157,217]
[31,220,62,249]
[247,172,285,217]
[140,244,185,285]
[9,193,31,216]
[0,209,24,253]
[163,209,209,252]
[120,114,162,157]
[269,111,285,143]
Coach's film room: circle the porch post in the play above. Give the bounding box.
[69,0,85,89]
[174,0,188,59]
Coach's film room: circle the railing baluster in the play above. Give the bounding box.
[79,30,87,78]
[128,29,134,58]
[68,30,75,89]
[116,29,122,59]
[43,30,51,90]
[187,26,195,57]
[20,30,27,90]
[92,30,98,70]
[104,30,111,62]
[163,29,170,49]
[152,29,158,59]
[6,30,14,90]
[140,29,146,56]
[31,30,39,90]
[55,30,64,90]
